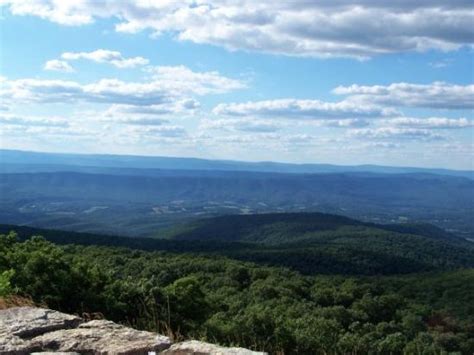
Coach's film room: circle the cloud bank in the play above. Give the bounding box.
[2,1,473,58]
[213,99,397,120]
[1,66,244,107]
[333,82,474,109]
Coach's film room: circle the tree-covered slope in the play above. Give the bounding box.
[167,212,460,244]
[166,213,474,275]
[1,212,473,276]
[1,232,473,354]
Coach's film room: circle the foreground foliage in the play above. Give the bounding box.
[1,232,473,354]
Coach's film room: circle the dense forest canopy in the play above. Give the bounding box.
[1,226,473,354]
[2,212,473,276]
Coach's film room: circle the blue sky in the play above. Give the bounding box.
[0,1,473,169]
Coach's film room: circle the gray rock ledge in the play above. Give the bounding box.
[0,307,266,355]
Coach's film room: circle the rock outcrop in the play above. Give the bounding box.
[161,340,264,355]
[30,320,171,354]
[0,307,265,355]
[0,307,82,339]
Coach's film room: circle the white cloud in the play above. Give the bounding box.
[201,118,283,133]
[105,116,170,126]
[350,127,445,141]
[200,132,319,149]
[61,49,149,68]
[346,115,473,145]
[389,117,474,129]
[147,65,246,95]
[1,0,94,25]
[130,125,187,138]
[0,66,244,106]
[213,99,397,120]
[333,82,474,109]
[323,119,370,128]
[44,59,75,73]
[365,142,401,149]
[429,59,453,69]
[0,113,69,127]
[103,100,200,118]
[2,1,472,58]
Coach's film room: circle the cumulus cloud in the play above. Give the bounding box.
[0,113,69,127]
[333,82,474,109]
[44,59,75,72]
[201,118,283,133]
[105,116,170,126]
[0,66,244,106]
[1,1,472,58]
[0,0,94,25]
[147,65,246,95]
[203,132,319,148]
[323,119,370,128]
[104,100,200,118]
[131,125,187,138]
[350,127,445,141]
[61,49,149,68]
[389,117,474,129]
[213,99,397,120]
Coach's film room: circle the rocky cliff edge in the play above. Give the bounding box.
[0,307,266,355]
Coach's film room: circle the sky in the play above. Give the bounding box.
[0,1,473,169]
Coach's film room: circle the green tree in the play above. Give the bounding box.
[0,269,15,297]
[165,276,209,334]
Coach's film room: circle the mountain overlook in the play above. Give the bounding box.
[2,1,473,352]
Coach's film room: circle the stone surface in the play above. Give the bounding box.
[32,320,171,354]
[0,307,265,354]
[161,340,266,355]
[0,307,82,338]
[0,331,38,355]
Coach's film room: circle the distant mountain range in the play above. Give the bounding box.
[1,149,473,179]
[1,149,473,238]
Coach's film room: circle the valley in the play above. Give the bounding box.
[1,167,473,238]
[1,150,473,354]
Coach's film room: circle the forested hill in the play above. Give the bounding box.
[2,212,473,276]
[167,212,461,244]
[1,230,474,353]
[2,213,474,352]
